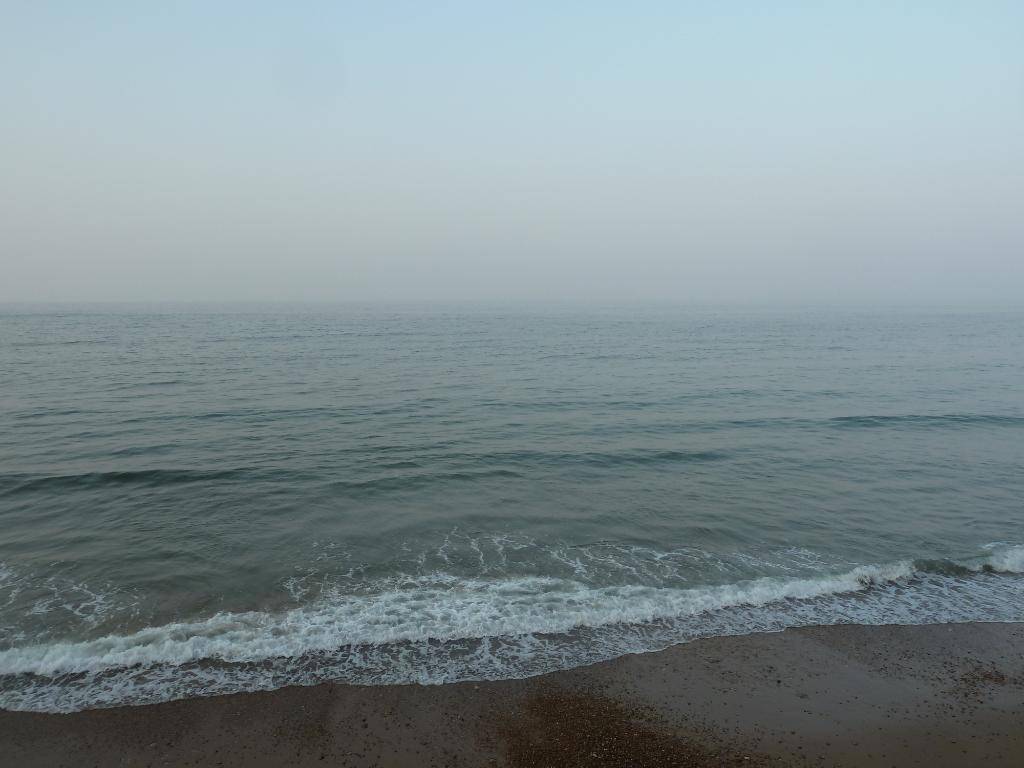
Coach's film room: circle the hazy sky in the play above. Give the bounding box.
[3,2,1023,305]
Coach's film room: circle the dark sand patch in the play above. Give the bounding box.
[496,688,772,767]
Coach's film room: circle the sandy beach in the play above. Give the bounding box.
[2,622,1022,767]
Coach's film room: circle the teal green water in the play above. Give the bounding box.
[1,306,1022,711]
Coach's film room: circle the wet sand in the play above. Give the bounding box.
[2,622,1022,767]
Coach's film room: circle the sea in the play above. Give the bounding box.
[1,305,1022,712]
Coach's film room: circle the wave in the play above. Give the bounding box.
[1,545,1021,712]
[983,544,1024,574]
[522,449,728,467]
[0,562,916,678]
[828,413,1024,429]
[414,448,729,469]
[0,469,253,496]
[0,451,725,500]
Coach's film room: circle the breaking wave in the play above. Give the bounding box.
[1,545,1021,713]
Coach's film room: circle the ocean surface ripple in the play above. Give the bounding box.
[1,306,1023,711]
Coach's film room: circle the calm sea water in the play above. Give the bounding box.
[1,305,1022,711]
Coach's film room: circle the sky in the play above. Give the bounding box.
[2,2,1023,305]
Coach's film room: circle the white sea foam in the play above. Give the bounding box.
[0,561,913,677]
[1,554,1022,713]
[980,544,1024,573]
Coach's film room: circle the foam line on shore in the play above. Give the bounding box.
[0,562,916,677]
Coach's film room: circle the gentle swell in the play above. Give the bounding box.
[829,413,1024,429]
[0,450,726,498]
[0,469,264,496]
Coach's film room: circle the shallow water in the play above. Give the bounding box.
[1,305,1022,711]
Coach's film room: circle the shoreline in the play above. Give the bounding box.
[2,622,1022,767]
